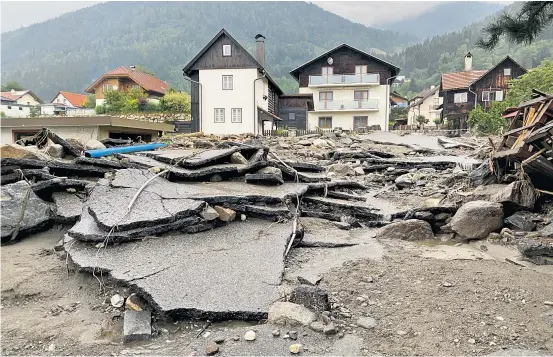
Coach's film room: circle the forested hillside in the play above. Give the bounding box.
[0,1,415,99]
[387,3,553,98]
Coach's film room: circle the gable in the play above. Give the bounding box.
[472,57,527,90]
[185,32,260,72]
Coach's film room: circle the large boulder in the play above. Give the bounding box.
[450,201,503,240]
[312,139,329,148]
[327,163,355,176]
[377,219,434,241]
[267,302,317,326]
[46,143,64,158]
[1,181,53,242]
[289,285,330,312]
[492,181,538,211]
[0,144,49,161]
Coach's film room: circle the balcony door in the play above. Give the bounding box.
[354,90,369,109]
[353,116,368,130]
[319,91,333,110]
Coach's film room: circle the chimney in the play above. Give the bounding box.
[464,52,473,71]
[130,65,136,70]
[430,85,435,90]
[255,34,265,67]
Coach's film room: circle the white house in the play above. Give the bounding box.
[289,44,400,131]
[0,89,42,106]
[182,29,284,135]
[407,86,443,127]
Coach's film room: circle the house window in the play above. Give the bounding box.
[63,99,67,104]
[222,44,232,57]
[231,108,242,123]
[57,99,61,103]
[355,65,368,74]
[319,91,333,101]
[482,91,491,102]
[289,113,296,121]
[103,84,114,93]
[353,116,368,130]
[454,92,467,103]
[7,106,11,109]
[214,108,225,123]
[495,90,504,102]
[354,90,369,101]
[321,67,333,75]
[222,75,233,90]
[132,84,140,89]
[318,117,332,128]
[504,68,511,76]
[19,107,22,110]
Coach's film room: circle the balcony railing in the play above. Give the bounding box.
[309,73,380,86]
[315,99,379,111]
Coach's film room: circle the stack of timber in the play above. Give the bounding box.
[493,90,553,190]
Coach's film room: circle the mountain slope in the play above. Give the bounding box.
[381,2,506,39]
[1,1,416,99]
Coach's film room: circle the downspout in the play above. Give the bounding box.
[253,70,266,135]
[467,83,478,133]
[183,75,202,133]
[385,76,397,132]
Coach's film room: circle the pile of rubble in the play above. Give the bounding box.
[1,126,552,343]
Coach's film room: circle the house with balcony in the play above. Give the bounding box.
[289,44,400,131]
[407,85,443,127]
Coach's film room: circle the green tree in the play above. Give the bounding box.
[505,59,553,105]
[83,94,96,108]
[29,105,41,118]
[415,114,429,128]
[391,106,408,121]
[1,81,25,91]
[160,92,191,113]
[478,2,553,50]
[468,101,509,134]
[103,89,127,113]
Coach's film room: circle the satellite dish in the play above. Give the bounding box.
[327,57,333,65]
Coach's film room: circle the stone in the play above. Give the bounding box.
[288,330,298,340]
[492,181,537,211]
[341,138,353,146]
[312,139,329,148]
[52,191,85,223]
[268,302,317,326]
[244,330,256,341]
[123,310,151,343]
[505,211,537,232]
[298,139,312,146]
[297,275,322,286]
[85,139,106,150]
[395,174,414,189]
[200,206,220,221]
[353,167,365,176]
[327,164,355,176]
[517,238,553,258]
[1,181,53,243]
[289,343,302,354]
[245,167,284,185]
[309,321,325,333]
[289,285,330,312]
[278,142,291,149]
[356,317,377,330]
[205,341,219,355]
[377,219,434,241]
[434,213,451,221]
[450,201,503,240]
[230,152,248,164]
[213,206,236,222]
[111,294,124,308]
[414,211,433,221]
[272,329,280,337]
[210,174,223,182]
[194,140,215,149]
[125,293,148,311]
[323,323,338,335]
[214,337,225,344]
[0,144,49,160]
[46,143,64,158]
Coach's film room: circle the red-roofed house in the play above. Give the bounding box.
[0,90,42,106]
[85,66,170,106]
[440,53,526,128]
[51,91,88,108]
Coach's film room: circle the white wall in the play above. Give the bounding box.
[408,90,443,126]
[199,68,265,135]
[300,84,389,131]
[17,93,41,106]
[52,93,68,105]
[1,103,31,118]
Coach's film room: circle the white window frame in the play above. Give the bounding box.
[103,84,114,93]
[355,65,368,74]
[482,91,491,102]
[214,108,225,123]
[289,112,296,121]
[222,44,232,57]
[321,67,333,75]
[132,84,140,89]
[504,68,511,76]
[231,108,242,123]
[454,92,467,103]
[495,90,504,102]
[222,75,233,90]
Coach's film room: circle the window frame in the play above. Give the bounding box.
[222,44,232,57]
[318,116,332,129]
[319,91,333,101]
[355,65,368,74]
[504,68,512,76]
[103,84,114,93]
[321,66,333,75]
[482,91,491,102]
[353,116,368,130]
[288,112,296,121]
[231,108,242,123]
[454,92,468,103]
[354,90,369,101]
[214,108,225,123]
[495,90,504,102]
[222,75,233,90]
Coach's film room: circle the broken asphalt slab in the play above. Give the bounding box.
[358,131,446,152]
[52,191,86,223]
[65,219,287,320]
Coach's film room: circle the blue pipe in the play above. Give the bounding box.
[85,143,167,158]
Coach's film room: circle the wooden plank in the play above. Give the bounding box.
[504,122,541,136]
[518,94,553,108]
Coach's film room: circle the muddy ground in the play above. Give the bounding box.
[2,226,552,356]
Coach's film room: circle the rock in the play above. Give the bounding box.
[229,152,248,164]
[414,211,433,221]
[505,211,537,232]
[214,337,225,344]
[434,213,451,221]
[450,201,503,240]
[312,139,329,148]
[245,166,284,185]
[268,302,317,326]
[278,142,291,149]
[111,294,124,308]
[0,144,49,160]
[206,341,219,355]
[213,206,236,222]
[356,317,377,330]
[125,293,148,311]
[85,139,106,150]
[200,205,220,221]
[341,138,353,146]
[327,164,355,176]
[492,181,537,211]
[395,173,415,189]
[288,331,298,340]
[353,167,365,176]
[377,219,434,241]
[123,310,151,343]
[297,275,322,286]
[231,335,240,341]
[46,143,64,158]
[210,174,223,182]
[323,323,338,335]
[272,329,281,337]
[517,237,553,258]
[289,285,330,312]
[244,330,256,341]
[309,321,325,333]
[66,138,85,153]
[487,232,501,240]
[194,140,215,149]
[289,343,302,354]
[298,139,312,146]
[52,191,85,223]
[47,343,55,352]
[1,181,53,243]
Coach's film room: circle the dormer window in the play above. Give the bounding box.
[223,44,231,57]
[504,68,511,76]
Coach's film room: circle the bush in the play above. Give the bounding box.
[138,97,148,112]
[160,92,191,113]
[0,111,5,118]
[145,102,160,112]
[433,118,441,125]
[84,94,96,109]
[29,105,40,118]
[468,102,509,135]
[95,105,106,114]
[415,115,429,128]
[104,90,127,113]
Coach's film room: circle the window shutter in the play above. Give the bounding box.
[495,91,504,101]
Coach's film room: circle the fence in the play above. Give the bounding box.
[173,120,195,133]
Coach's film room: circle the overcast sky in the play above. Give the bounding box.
[1,1,504,33]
